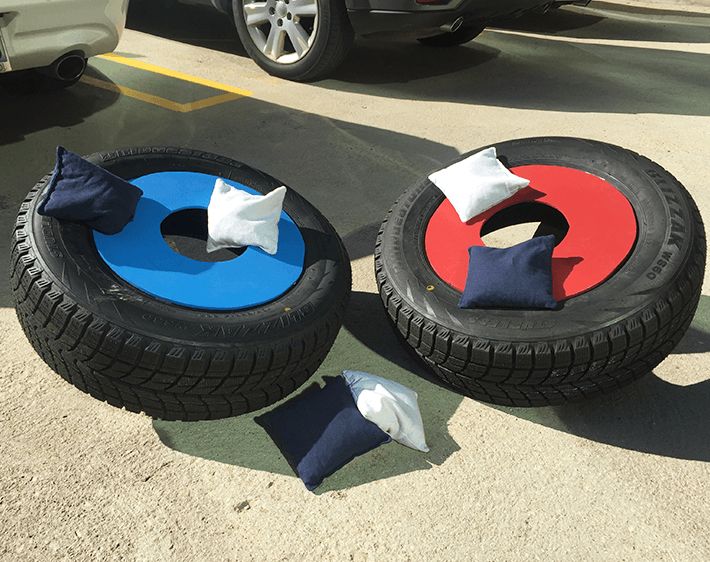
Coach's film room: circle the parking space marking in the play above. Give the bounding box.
[78,53,252,113]
[99,53,253,97]
[80,75,242,113]
[178,91,245,111]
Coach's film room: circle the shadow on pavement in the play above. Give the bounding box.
[153,323,464,492]
[0,67,120,146]
[498,370,710,462]
[127,0,246,56]
[345,291,710,463]
[495,2,710,43]
[590,1,710,21]
[127,0,710,116]
[324,31,710,116]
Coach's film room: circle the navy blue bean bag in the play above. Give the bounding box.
[255,376,391,491]
[459,235,558,310]
[38,146,143,234]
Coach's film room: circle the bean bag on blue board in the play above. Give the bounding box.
[38,146,143,234]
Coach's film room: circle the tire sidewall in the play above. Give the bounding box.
[379,137,702,342]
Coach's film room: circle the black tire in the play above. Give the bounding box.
[11,147,351,421]
[232,0,353,81]
[417,25,486,47]
[375,137,705,407]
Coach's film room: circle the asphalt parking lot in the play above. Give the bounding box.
[2,1,710,560]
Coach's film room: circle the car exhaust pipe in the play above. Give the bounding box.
[48,53,87,82]
[440,16,464,34]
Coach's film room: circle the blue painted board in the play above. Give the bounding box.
[93,171,305,310]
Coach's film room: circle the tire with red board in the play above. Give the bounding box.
[376,137,705,406]
[12,147,351,420]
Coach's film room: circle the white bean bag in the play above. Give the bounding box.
[207,178,287,255]
[428,146,530,223]
[342,370,429,453]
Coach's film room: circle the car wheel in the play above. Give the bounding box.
[232,0,353,81]
[418,24,485,47]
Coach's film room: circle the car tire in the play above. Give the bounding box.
[12,147,352,421]
[417,24,486,47]
[232,0,353,81]
[375,137,706,407]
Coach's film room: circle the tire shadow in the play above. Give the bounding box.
[152,322,464,491]
[342,290,710,463]
[670,294,710,355]
[495,370,710,462]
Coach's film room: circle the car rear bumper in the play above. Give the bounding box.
[346,0,588,37]
[0,0,128,74]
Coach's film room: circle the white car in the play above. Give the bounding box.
[0,0,129,87]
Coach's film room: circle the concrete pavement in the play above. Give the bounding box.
[1,1,709,559]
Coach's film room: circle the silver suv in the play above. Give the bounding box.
[187,0,588,81]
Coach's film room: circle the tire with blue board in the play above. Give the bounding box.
[12,147,351,420]
[376,137,705,406]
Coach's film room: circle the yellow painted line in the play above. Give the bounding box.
[80,75,242,113]
[80,52,251,112]
[80,74,185,111]
[98,53,253,97]
[180,91,243,112]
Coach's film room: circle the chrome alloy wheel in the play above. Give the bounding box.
[242,0,318,64]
